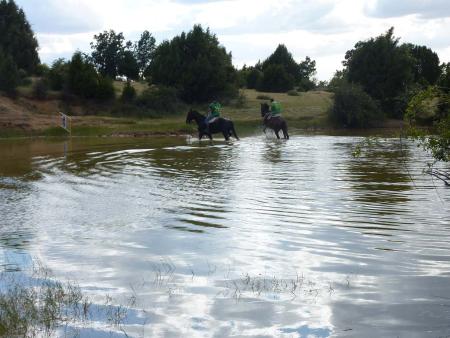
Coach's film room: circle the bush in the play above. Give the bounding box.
[95,76,115,101]
[329,84,382,128]
[121,82,137,102]
[137,86,180,113]
[256,94,272,100]
[287,90,299,96]
[32,78,49,99]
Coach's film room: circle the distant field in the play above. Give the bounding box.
[0,85,335,138]
[223,89,334,129]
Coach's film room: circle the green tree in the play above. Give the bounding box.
[0,0,39,74]
[95,76,115,101]
[258,64,294,92]
[121,82,136,102]
[90,30,126,78]
[148,25,238,103]
[328,70,347,92]
[405,44,441,86]
[118,50,139,81]
[344,27,414,117]
[246,67,263,89]
[406,87,450,184]
[262,45,300,81]
[134,30,156,78]
[439,63,450,93]
[47,58,69,91]
[68,52,99,99]
[0,49,19,95]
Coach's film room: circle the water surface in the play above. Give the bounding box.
[1,135,449,337]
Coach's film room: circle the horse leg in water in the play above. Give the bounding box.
[282,126,289,139]
[231,122,239,140]
[275,129,281,139]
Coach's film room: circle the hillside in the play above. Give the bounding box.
[0,88,334,138]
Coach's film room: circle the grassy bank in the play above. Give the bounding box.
[0,87,335,139]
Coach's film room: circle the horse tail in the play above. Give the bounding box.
[230,122,239,140]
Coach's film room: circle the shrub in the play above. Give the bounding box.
[329,84,382,128]
[137,86,180,113]
[287,90,299,96]
[95,76,115,101]
[32,78,49,100]
[121,82,137,102]
[256,94,272,100]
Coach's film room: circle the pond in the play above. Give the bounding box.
[0,134,449,337]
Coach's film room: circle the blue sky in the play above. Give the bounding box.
[16,0,450,80]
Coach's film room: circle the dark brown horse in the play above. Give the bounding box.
[186,109,239,141]
[260,103,289,139]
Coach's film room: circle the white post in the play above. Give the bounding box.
[59,112,72,136]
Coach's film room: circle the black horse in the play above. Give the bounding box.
[186,109,239,141]
[260,103,289,139]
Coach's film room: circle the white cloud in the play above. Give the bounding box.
[16,0,450,80]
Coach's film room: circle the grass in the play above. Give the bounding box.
[0,263,133,337]
[0,88,334,138]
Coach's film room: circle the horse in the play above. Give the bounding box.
[260,103,289,139]
[186,109,239,141]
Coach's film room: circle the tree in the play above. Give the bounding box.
[328,70,347,92]
[118,50,139,81]
[134,30,156,78]
[246,68,263,89]
[148,25,238,103]
[90,30,126,78]
[406,86,450,184]
[0,0,39,74]
[121,82,136,102]
[344,27,414,117]
[68,52,99,99]
[405,44,441,86]
[47,58,69,91]
[262,45,300,81]
[439,63,450,93]
[0,49,19,95]
[258,64,294,92]
[298,56,316,91]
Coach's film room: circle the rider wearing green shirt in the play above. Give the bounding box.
[205,101,221,132]
[270,99,282,117]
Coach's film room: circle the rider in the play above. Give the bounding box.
[205,101,221,132]
[269,98,282,119]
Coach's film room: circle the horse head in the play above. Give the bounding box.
[261,103,270,117]
[186,109,195,124]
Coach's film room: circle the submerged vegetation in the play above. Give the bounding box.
[0,263,132,337]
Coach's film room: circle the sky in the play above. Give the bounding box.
[16,0,450,81]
